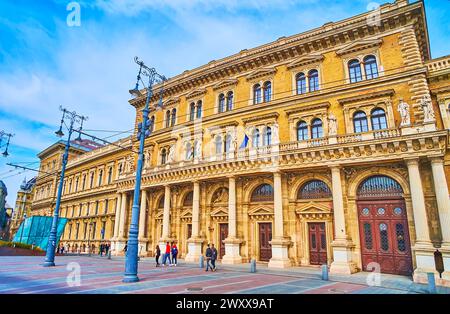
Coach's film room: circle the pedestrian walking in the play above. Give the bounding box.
[205,244,213,271]
[162,242,171,266]
[155,245,161,267]
[211,244,218,271]
[171,242,178,266]
[105,242,110,256]
[99,243,104,256]
[123,243,128,256]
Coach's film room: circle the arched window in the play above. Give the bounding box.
[263,81,272,102]
[251,184,274,202]
[107,167,112,184]
[82,175,86,190]
[157,196,165,209]
[348,59,362,83]
[225,133,232,152]
[189,102,195,121]
[353,111,369,133]
[215,135,222,154]
[311,118,323,139]
[252,128,260,148]
[308,70,319,92]
[186,142,193,160]
[364,55,378,80]
[253,84,262,104]
[183,191,193,207]
[218,93,225,113]
[298,180,332,199]
[196,101,202,119]
[165,110,171,127]
[161,148,167,164]
[150,115,155,131]
[90,172,95,188]
[297,120,308,141]
[357,175,403,198]
[226,91,233,111]
[98,170,103,186]
[263,127,272,146]
[371,108,387,130]
[296,72,306,94]
[171,109,176,126]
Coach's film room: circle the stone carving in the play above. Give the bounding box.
[168,145,175,163]
[125,155,134,173]
[421,95,435,122]
[397,99,410,126]
[328,112,337,136]
[232,135,238,152]
[212,188,228,204]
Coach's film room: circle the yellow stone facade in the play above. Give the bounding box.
[29,0,450,286]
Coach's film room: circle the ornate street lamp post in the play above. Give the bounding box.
[123,57,166,283]
[43,107,87,267]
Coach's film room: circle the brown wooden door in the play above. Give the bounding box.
[259,223,272,262]
[358,199,413,276]
[219,224,228,259]
[187,224,192,239]
[308,222,327,265]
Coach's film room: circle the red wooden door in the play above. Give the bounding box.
[308,222,327,265]
[219,224,228,259]
[358,199,412,276]
[259,223,272,262]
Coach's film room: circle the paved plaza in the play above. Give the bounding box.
[0,256,449,294]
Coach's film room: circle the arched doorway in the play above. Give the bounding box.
[251,183,274,262]
[357,175,413,275]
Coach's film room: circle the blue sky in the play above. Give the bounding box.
[0,0,449,206]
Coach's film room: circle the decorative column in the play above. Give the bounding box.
[268,172,291,268]
[405,158,435,284]
[112,193,122,240]
[186,181,203,262]
[222,176,242,264]
[138,189,148,256]
[160,185,171,248]
[329,166,357,274]
[116,192,127,253]
[430,157,450,283]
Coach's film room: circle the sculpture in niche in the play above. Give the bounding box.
[212,188,228,204]
[397,98,410,126]
[421,95,435,122]
[125,155,134,173]
[328,112,337,135]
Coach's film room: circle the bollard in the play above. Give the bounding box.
[321,264,329,281]
[250,259,256,273]
[199,255,205,269]
[427,272,437,294]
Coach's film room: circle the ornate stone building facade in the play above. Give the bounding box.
[30,0,450,286]
[9,177,36,238]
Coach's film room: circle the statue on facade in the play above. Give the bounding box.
[212,187,228,204]
[397,98,410,126]
[168,144,175,163]
[421,95,435,122]
[272,122,279,144]
[144,149,152,169]
[232,134,238,152]
[194,140,202,158]
[328,112,337,136]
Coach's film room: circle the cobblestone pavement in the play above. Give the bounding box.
[0,256,448,294]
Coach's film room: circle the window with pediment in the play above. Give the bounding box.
[308,70,319,92]
[218,93,225,113]
[371,107,387,130]
[252,128,260,148]
[349,59,363,83]
[363,55,378,80]
[226,91,234,111]
[161,148,167,165]
[253,84,262,104]
[251,184,274,202]
[196,100,202,119]
[165,110,171,127]
[296,72,307,94]
[263,126,272,146]
[171,109,176,126]
[189,102,195,121]
[263,81,272,102]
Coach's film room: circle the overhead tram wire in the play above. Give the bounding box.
[138,62,421,129]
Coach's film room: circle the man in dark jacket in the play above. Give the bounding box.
[211,244,218,272]
[205,244,213,271]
